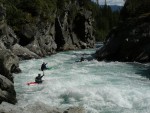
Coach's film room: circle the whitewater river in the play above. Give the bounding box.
[1,47,150,113]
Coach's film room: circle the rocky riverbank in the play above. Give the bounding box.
[0,0,95,105]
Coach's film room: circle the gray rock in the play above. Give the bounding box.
[11,44,40,60]
[0,75,17,104]
[0,41,6,50]
[0,49,20,81]
[21,24,36,39]
[0,4,18,49]
[25,23,57,56]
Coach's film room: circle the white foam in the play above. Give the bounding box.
[10,50,150,113]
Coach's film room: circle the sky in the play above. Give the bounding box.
[92,0,125,6]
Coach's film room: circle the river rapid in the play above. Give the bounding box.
[1,47,150,113]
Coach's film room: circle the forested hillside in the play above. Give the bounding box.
[92,4,120,41]
[95,0,150,62]
[0,0,120,42]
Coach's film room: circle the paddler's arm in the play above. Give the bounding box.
[41,71,45,78]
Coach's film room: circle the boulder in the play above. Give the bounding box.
[0,49,21,81]
[0,74,17,104]
[23,23,57,57]
[11,44,40,60]
[0,41,6,50]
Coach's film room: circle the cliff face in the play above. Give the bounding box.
[0,0,95,104]
[2,0,95,59]
[95,0,150,62]
[55,6,95,51]
[0,4,21,104]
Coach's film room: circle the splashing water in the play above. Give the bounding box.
[1,48,150,113]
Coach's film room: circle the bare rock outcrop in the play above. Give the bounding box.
[55,2,95,51]
[12,44,40,60]
[95,0,150,62]
[0,74,17,104]
[0,49,21,81]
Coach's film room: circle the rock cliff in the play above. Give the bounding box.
[0,0,95,104]
[0,4,21,104]
[95,0,150,62]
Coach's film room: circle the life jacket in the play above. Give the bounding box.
[41,63,46,71]
[35,76,42,83]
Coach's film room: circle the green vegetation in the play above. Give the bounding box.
[0,0,120,41]
[56,0,120,41]
[90,3,120,41]
[0,0,57,31]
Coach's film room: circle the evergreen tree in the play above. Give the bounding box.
[0,0,120,41]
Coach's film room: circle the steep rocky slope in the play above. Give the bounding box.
[95,0,150,62]
[0,0,95,104]
[0,4,21,104]
[1,0,95,59]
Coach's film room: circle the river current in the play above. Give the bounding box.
[1,46,150,113]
